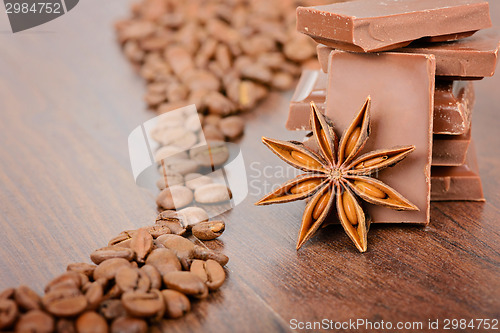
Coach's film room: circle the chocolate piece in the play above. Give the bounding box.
[287,70,327,131]
[297,0,491,53]
[287,70,474,135]
[397,29,500,78]
[325,50,434,224]
[431,143,484,201]
[317,29,500,78]
[433,130,471,166]
[434,81,474,135]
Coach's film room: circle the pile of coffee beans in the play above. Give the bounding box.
[115,0,332,136]
[0,211,227,332]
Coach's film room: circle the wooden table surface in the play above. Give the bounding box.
[1,1,499,332]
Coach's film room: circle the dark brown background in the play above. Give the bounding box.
[0,1,499,332]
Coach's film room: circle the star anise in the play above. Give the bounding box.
[255,97,418,252]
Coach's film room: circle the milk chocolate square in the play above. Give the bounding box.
[433,130,471,166]
[325,51,434,224]
[431,142,484,201]
[297,0,491,53]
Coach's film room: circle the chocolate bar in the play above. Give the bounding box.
[297,0,491,53]
[431,143,484,201]
[317,29,500,78]
[325,50,435,224]
[433,130,471,166]
[287,70,474,136]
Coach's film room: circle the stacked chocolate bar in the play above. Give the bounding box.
[287,0,500,209]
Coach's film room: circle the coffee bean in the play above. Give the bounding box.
[14,285,41,311]
[140,265,162,290]
[155,234,194,265]
[193,245,229,266]
[271,71,294,90]
[0,299,18,330]
[155,211,187,234]
[130,228,153,263]
[156,185,193,210]
[201,124,225,141]
[191,259,226,291]
[184,174,213,190]
[122,290,164,318]
[155,171,183,190]
[102,284,123,302]
[205,91,236,116]
[177,207,209,228]
[93,258,132,281]
[163,271,208,299]
[0,288,14,300]
[107,231,133,247]
[189,141,229,167]
[15,310,54,333]
[194,183,232,204]
[158,158,199,176]
[84,282,103,311]
[160,290,190,319]
[56,318,76,333]
[145,248,181,277]
[154,146,188,162]
[116,266,150,293]
[90,246,135,265]
[75,311,108,333]
[111,317,147,333]
[144,224,171,238]
[44,272,87,294]
[66,263,96,279]
[219,115,244,139]
[203,114,221,127]
[42,288,88,317]
[192,220,225,240]
[185,113,202,132]
[98,300,126,321]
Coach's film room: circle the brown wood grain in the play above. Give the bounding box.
[0,1,499,332]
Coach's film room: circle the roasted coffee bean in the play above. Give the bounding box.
[193,245,229,266]
[144,248,181,277]
[121,290,164,318]
[155,234,194,265]
[163,271,208,299]
[177,206,209,228]
[84,282,103,311]
[116,266,150,293]
[66,263,96,278]
[190,259,226,291]
[102,284,123,302]
[56,318,76,333]
[219,115,244,139]
[130,228,153,263]
[75,311,108,333]
[15,310,54,333]
[201,124,225,141]
[156,185,194,210]
[189,141,229,167]
[110,317,147,333]
[156,172,183,190]
[184,173,213,190]
[90,246,135,265]
[14,285,41,311]
[0,299,18,330]
[160,290,190,319]
[140,265,162,290]
[93,258,132,281]
[108,232,133,247]
[192,220,225,240]
[194,183,232,204]
[158,158,199,176]
[42,288,88,317]
[203,114,221,127]
[44,272,86,293]
[145,224,171,238]
[0,288,14,300]
[155,211,187,235]
[98,300,127,320]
